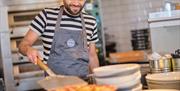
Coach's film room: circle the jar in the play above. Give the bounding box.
[149,60,161,73]
[172,49,180,71]
[159,57,171,73]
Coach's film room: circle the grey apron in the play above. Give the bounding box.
[47,7,89,79]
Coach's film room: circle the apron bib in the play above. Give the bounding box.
[47,7,89,79]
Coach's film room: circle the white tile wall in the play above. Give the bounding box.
[100,0,164,52]
[0,0,6,6]
[0,6,9,31]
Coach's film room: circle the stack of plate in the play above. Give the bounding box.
[131,29,149,50]
[93,64,142,91]
[146,72,180,90]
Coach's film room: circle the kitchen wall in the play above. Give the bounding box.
[100,0,165,52]
[0,0,8,31]
[150,23,180,53]
[0,0,6,6]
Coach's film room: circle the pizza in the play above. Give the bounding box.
[49,84,116,91]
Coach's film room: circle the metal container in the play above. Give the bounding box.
[159,57,171,73]
[172,58,180,71]
[149,60,161,73]
[149,57,172,73]
[172,49,180,71]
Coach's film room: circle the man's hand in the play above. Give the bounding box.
[26,47,41,64]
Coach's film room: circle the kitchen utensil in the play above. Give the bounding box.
[171,49,180,71]
[37,58,56,76]
[175,49,180,56]
[149,59,161,73]
[159,57,171,72]
[37,58,87,90]
[172,58,180,71]
[149,56,172,73]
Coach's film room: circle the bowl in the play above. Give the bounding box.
[146,80,180,90]
[146,72,180,82]
[93,64,140,77]
[146,72,180,90]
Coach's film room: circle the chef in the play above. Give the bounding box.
[18,0,99,80]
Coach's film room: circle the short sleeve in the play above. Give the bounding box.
[29,9,47,36]
[89,22,99,43]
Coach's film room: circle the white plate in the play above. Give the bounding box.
[132,84,142,91]
[95,71,141,89]
[93,64,140,77]
[117,83,142,91]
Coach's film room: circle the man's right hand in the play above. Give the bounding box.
[26,47,42,64]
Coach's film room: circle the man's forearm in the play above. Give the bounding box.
[89,50,99,73]
[18,40,31,56]
[19,29,39,56]
[88,43,100,72]
[89,54,99,69]
[18,29,40,64]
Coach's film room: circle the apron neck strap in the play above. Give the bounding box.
[80,13,86,31]
[80,13,88,48]
[55,6,64,31]
[55,6,86,32]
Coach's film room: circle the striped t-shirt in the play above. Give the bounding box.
[29,7,98,61]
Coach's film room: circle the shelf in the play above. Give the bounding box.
[148,10,180,22]
[166,0,180,4]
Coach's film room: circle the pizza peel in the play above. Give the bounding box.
[36,58,88,90]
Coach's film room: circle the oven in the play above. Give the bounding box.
[8,10,40,27]
[8,0,59,37]
[6,0,59,90]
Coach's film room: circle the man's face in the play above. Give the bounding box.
[63,0,86,15]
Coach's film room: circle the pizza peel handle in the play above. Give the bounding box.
[37,58,57,76]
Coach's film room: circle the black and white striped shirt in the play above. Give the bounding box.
[29,7,98,61]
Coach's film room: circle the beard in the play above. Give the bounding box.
[64,2,84,15]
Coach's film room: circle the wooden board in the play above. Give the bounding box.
[109,51,147,63]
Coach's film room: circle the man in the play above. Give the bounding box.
[18,0,99,80]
